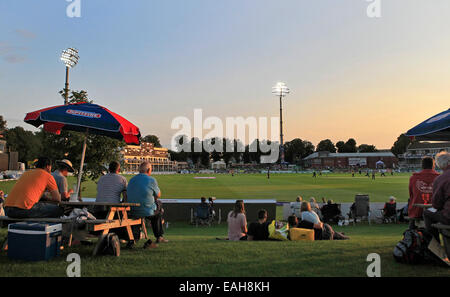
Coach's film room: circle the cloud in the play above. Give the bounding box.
[4,55,26,63]
[0,42,27,64]
[14,29,36,39]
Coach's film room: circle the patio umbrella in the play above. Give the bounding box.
[406,109,450,141]
[24,102,141,196]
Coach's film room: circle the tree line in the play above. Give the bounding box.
[0,89,413,174]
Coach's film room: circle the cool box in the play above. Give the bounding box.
[7,222,62,261]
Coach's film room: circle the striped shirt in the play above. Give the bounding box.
[96,173,127,203]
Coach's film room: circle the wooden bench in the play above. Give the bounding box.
[432,223,450,259]
[0,216,115,251]
[1,202,149,256]
[404,216,425,228]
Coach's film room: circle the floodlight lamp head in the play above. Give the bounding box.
[272,82,290,97]
[60,48,79,68]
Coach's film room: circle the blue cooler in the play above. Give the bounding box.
[7,222,62,261]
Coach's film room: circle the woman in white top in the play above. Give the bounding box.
[227,200,248,241]
[300,201,321,224]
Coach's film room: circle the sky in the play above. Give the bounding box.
[1,0,449,149]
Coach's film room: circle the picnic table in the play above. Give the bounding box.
[412,204,433,209]
[1,201,147,256]
[59,201,146,255]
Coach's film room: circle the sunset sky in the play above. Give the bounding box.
[1,0,449,149]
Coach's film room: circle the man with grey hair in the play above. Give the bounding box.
[127,162,164,249]
[424,151,450,242]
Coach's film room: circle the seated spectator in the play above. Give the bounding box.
[320,200,343,224]
[0,190,5,217]
[408,156,439,228]
[288,215,349,240]
[4,157,63,218]
[309,197,322,218]
[288,215,323,240]
[227,200,247,241]
[424,152,450,242]
[94,161,128,217]
[247,209,271,241]
[195,197,210,220]
[383,196,397,219]
[52,159,75,201]
[301,201,321,224]
[290,196,302,217]
[127,162,161,249]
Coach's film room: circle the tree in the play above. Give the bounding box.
[284,138,315,163]
[37,90,125,181]
[391,134,412,156]
[303,141,315,157]
[141,135,161,147]
[336,138,358,153]
[336,141,346,153]
[316,139,336,153]
[345,138,357,152]
[5,127,42,165]
[0,115,6,136]
[358,144,377,153]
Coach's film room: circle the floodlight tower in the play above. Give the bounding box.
[60,48,79,105]
[272,82,290,165]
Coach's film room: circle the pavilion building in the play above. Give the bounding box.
[121,142,177,172]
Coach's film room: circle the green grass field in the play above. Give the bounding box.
[1,172,449,277]
[0,223,448,277]
[0,172,412,202]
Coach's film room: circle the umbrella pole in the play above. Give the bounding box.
[76,134,87,200]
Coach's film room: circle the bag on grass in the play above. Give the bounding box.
[99,233,120,257]
[289,228,314,241]
[268,220,289,241]
[393,228,435,264]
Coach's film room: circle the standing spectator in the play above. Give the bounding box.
[227,200,247,241]
[408,156,440,228]
[424,152,450,242]
[94,161,128,218]
[52,159,75,201]
[127,162,161,249]
[4,157,62,218]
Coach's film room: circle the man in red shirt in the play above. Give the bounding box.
[424,152,450,242]
[408,156,440,228]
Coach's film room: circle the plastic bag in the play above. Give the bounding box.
[268,220,289,241]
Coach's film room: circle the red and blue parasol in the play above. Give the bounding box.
[25,102,141,198]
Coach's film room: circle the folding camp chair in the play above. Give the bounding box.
[350,194,371,225]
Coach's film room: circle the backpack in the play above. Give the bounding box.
[99,233,120,257]
[393,228,435,264]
